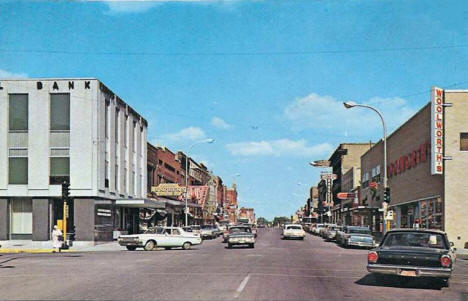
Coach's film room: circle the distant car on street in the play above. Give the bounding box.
[367,229,455,288]
[281,224,305,240]
[201,225,217,239]
[336,226,374,248]
[313,224,325,235]
[325,225,343,241]
[118,226,202,251]
[227,225,255,248]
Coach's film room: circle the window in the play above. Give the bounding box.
[105,160,109,188]
[9,157,28,184]
[50,157,70,177]
[9,94,28,131]
[115,164,119,190]
[10,199,32,235]
[460,133,468,151]
[115,108,119,143]
[50,94,70,130]
[124,115,128,147]
[105,100,109,138]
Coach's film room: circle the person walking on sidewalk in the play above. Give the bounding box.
[52,226,63,253]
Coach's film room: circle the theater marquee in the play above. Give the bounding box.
[431,87,444,175]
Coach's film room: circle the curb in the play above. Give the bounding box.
[0,249,74,254]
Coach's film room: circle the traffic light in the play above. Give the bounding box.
[384,187,391,203]
[62,181,70,200]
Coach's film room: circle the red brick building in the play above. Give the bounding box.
[147,143,183,195]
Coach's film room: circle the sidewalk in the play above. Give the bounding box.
[0,240,124,253]
[456,248,468,260]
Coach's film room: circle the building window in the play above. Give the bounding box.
[115,108,119,143]
[9,94,28,131]
[105,160,109,188]
[124,115,128,147]
[124,167,128,193]
[9,157,28,184]
[460,133,468,151]
[50,157,70,184]
[50,94,70,131]
[115,164,119,191]
[105,100,109,138]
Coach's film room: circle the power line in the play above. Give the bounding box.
[1,44,468,56]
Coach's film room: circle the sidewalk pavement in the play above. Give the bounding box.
[456,248,468,260]
[0,240,124,253]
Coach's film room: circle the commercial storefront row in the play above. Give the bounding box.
[0,197,202,242]
[359,88,468,249]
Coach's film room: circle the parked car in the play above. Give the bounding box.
[190,225,202,236]
[319,224,331,238]
[244,223,258,237]
[336,226,374,248]
[227,225,255,248]
[325,225,343,241]
[222,226,231,243]
[118,226,202,251]
[281,224,305,240]
[367,229,455,288]
[201,225,217,239]
[313,224,325,235]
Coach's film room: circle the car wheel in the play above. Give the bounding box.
[249,243,255,248]
[126,246,137,251]
[164,247,171,250]
[433,278,449,288]
[300,237,304,240]
[144,240,156,251]
[227,243,232,249]
[182,242,191,250]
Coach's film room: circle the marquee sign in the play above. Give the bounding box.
[151,183,186,197]
[431,87,444,175]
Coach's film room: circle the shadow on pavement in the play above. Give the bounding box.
[356,273,443,290]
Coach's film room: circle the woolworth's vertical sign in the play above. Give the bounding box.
[431,86,444,175]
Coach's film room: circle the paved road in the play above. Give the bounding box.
[1,228,467,301]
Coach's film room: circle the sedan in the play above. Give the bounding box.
[367,229,454,288]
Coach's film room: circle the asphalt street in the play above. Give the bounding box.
[0,228,467,301]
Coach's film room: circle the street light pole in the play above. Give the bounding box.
[343,101,388,233]
[185,138,215,227]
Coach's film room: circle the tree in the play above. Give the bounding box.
[257,217,269,225]
[272,216,291,226]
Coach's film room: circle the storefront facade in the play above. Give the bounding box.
[360,88,468,249]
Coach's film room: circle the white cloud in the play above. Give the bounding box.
[284,93,416,135]
[226,139,333,157]
[211,116,232,130]
[164,126,206,141]
[0,69,28,79]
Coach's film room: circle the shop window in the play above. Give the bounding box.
[9,94,28,131]
[50,94,70,131]
[9,157,28,184]
[10,198,32,235]
[460,133,468,151]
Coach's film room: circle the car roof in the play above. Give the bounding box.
[386,228,447,235]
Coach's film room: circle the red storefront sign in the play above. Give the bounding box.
[431,87,444,175]
[387,142,430,177]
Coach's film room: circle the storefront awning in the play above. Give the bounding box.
[159,197,202,208]
[116,198,165,209]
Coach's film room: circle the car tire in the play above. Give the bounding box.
[182,242,191,250]
[126,246,137,251]
[164,247,171,250]
[300,237,304,240]
[228,243,232,249]
[144,240,156,251]
[249,243,254,248]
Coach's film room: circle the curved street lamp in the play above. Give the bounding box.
[185,138,215,226]
[343,101,388,233]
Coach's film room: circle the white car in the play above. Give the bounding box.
[118,227,202,251]
[281,224,305,240]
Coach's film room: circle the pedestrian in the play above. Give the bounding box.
[52,225,63,253]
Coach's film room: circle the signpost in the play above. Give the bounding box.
[431,86,444,175]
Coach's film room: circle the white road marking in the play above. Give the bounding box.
[234,274,251,298]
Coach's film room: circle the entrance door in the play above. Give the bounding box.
[10,198,32,240]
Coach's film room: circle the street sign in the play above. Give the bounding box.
[337,192,355,200]
[386,210,394,220]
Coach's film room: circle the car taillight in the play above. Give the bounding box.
[440,255,452,267]
[368,251,378,264]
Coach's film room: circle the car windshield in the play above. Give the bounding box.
[191,226,201,230]
[348,228,371,235]
[287,226,302,230]
[201,225,213,229]
[331,226,341,231]
[229,227,251,233]
[382,232,447,249]
[142,227,164,234]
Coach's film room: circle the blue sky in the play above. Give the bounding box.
[1,0,468,219]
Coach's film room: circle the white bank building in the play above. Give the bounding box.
[0,79,148,242]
